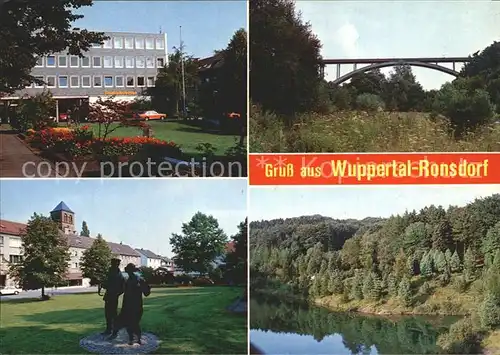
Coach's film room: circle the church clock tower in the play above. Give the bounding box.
[50,201,75,235]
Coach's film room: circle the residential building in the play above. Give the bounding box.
[0,201,141,287]
[1,31,168,121]
[159,256,175,272]
[135,248,163,269]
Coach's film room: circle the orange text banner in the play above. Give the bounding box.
[249,153,500,185]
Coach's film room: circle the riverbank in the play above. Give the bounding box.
[314,280,499,354]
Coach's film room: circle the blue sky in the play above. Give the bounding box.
[74,1,247,58]
[0,179,247,257]
[296,1,500,89]
[249,185,500,221]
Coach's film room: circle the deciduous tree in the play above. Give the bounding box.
[9,214,70,299]
[170,212,227,276]
[0,0,106,94]
[80,234,112,286]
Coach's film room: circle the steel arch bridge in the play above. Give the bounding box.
[322,57,471,85]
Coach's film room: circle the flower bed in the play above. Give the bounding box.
[26,126,182,163]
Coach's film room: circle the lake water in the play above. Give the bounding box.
[250,298,458,354]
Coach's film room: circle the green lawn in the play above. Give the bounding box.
[0,286,247,354]
[86,121,240,158]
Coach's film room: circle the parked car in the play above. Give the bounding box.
[0,286,22,296]
[134,110,167,120]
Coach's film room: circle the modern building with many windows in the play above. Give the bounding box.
[1,31,168,119]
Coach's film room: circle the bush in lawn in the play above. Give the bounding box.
[175,274,194,285]
[192,277,215,286]
[12,91,57,132]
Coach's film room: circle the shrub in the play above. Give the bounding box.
[419,281,432,295]
[479,293,500,329]
[437,317,483,354]
[192,277,215,287]
[355,93,385,112]
[433,80,495,136]
[453,275,468,292]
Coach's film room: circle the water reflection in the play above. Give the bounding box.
[250,298,457,354]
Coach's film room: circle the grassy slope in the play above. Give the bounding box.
[250,111,500,152]
[315,275,499,353]
[0,286,246,354]
[82,121,239,157]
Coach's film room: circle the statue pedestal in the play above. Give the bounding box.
[79,328,160,354]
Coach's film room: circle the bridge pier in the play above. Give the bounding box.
[336,64,341,79]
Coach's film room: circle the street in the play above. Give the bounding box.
[0,286,98,301]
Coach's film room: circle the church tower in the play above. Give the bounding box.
[50,201,75,235]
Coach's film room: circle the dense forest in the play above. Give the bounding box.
[250,194,500,353]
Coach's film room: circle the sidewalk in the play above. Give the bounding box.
[0,128,56,177]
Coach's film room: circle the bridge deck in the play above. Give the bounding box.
[323,57,470,64]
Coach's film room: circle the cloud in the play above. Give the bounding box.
[334,23,360,57]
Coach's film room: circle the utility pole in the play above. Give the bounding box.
[180,26,187,117]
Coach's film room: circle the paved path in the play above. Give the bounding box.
[0,129,56,177]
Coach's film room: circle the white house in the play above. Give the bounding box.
[135,248,163,269]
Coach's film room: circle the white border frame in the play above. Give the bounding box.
[115,75,125,88]
[70,75,80,88]
[104,75,114,88]
[103,56,113,68]
[46,55,56,67]
[58,55,68,68]
[126,75,135,87]
[81,75,91,88]
[58,75,69,88]
[81,56,90,68]
[70,56,79,68]
[137,76,146,87]
[46,75,56,88]
[92,56,102,68]
[93,75,103,88]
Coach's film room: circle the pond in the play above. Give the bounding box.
[250,298,459,354]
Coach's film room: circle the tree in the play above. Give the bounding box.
[11,91,56,132]
[225,219,248,284]
[398,277,413,307]
[170,212,227,276]
[8,214,70,299]
[88,97,148,140]
[482,222,500,261]
[152,49,199,117]
[350,272,364,300]
[218,28,247,119]
[250,0,323,115]
[0,0,107,94]
[450,251,461,273]
[463,248,477,282]
[420,252,433,278]
[80,234,112,286]
[81,221,90,237]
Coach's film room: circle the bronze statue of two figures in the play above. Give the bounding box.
[100,259,151,345]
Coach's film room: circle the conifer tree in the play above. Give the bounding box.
[434,250,447,273]
[398,277,413,307]
[420,253,433,277]
[464,248,477,282]
[444,249,453,263]
[387,273,399,296]
[450,251,461,273]
[479,293,500,329]
[350,272,364,300]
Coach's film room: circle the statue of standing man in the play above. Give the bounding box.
[101,258,125,338]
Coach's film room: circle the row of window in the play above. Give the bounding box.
[28,75,156,89]
[92,36,165,50]
[36,55,166,69]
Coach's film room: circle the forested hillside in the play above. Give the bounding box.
[250,194,500,353]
